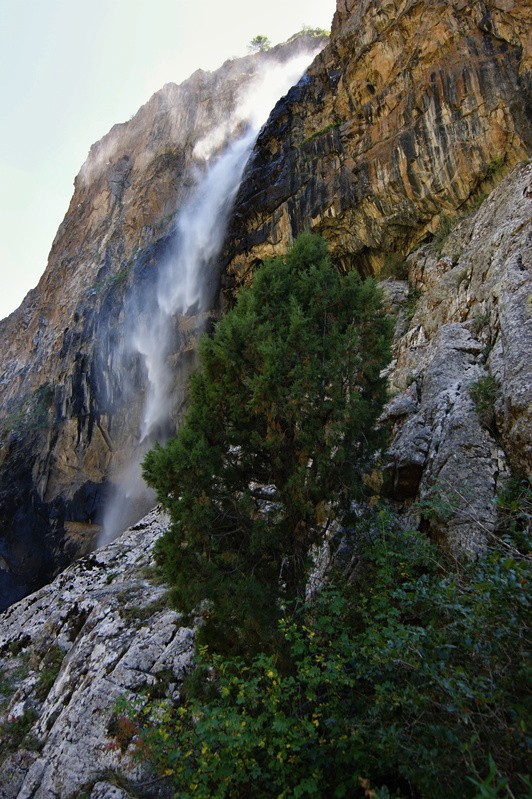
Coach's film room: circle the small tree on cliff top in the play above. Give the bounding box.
[248,34,271,52]
[143,233,392,654]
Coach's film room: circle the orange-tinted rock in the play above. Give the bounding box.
[223,0,531,291]
[0,35,326,608]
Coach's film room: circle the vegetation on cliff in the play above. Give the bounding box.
[143,233,392,656]
[137,234,530,797]
[122,518,530,798]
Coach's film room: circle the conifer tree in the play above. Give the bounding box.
[143,233,392,654]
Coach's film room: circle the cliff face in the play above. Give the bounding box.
[0,1,530,611]
[0,35,326,609]
[223,0,531,285]
[0,169,529,799]
[381,162,531,553]
[0,0,530,793]
[220,0,531,554]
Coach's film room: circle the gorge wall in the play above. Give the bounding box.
[223,0,531,284]
[0,1,530,610]
[221,0,531,551]
[0,34,326,609]
[0,0,530,794]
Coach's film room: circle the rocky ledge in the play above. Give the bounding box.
[0,509,193,799]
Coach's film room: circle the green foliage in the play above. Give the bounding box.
[484,155,506,183]
[416,481,460,525]
[0,383,53,439]
[143,233,392,656]
[34,645,65,702]
[495,475,531,555]
[0,675,16,712]
[6,635,31,656]
[469,374,499,427]
[248,35,271,52]
[118,591,170,622]
[93,264,131,293]
[0,708,39,763]
[296,25,330,38]
[123,522,531,798]
[300,122,341,147]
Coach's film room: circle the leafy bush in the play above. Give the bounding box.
[143,233,392,656]
[123,522,530,798]
[469,374,499,428]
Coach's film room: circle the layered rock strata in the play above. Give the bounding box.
[0,35,326,609]
[223,0,531,289]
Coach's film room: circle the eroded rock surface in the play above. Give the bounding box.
[223,0,531,290]
[0,35,326,609]
[0,508,191,799]
[381,162,531,551]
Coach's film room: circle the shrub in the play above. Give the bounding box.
[124,522,531,798]
[469,374,499,427]
[248,35,271,52]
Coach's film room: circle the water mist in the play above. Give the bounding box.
[99,51,318,546]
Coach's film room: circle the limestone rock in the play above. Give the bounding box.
[0,509,193,799]
[382,162,531,552]
[223,0,531,291]
[0,35,326,610]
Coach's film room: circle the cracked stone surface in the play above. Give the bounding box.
[381,163,531,552]
[0,508,194,799]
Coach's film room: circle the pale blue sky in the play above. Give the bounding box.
[0,0,336,320]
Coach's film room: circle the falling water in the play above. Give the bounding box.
[99,51,318,546]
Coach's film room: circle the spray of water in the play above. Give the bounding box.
[99,51,318,546]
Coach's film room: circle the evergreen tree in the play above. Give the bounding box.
[143,233,392,654]
[248,35,271,52]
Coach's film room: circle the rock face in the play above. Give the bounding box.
[0,35,326,610]
[0,1,530,794]
[0,166,528,796]
[0,1,530,607]
[0,508,193,799]
[381,163,531,552]
[218,0,531,554]
[223,0,531,288]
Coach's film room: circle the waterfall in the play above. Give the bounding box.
[99,52,318,546]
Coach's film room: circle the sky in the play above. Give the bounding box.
[0,0,336,321]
